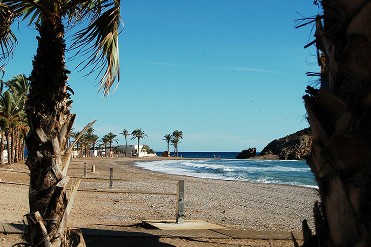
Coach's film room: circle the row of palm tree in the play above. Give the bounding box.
[0,74,29,166]
[163,130,183,157]
[71,128,149,158]
[0,77,184,163]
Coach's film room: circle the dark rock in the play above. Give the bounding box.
[259,128,313,160]
[236,148,256,159]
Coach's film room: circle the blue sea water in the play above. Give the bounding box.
[138,152,317,188]
[155,151,239,159]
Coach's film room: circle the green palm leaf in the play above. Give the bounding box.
[0,2,17,66]
[71,1,121,95]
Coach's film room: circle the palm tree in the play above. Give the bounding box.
[82,127,98,157]
[120,129,129,157]
[101,135,109,157]
[90,133,99,157]
[172,130,183,157]
[163,133,171,156]
[0,1,121,246]
[0,90,26,163]
[104,132,117,157]
[170,137,178,157]
[0,74,29,164]
[131,128,147,157]
[297,1,371,246]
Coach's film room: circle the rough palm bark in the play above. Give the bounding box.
[24,10,83,247]
[1,0,121,246]
[301,0,371,246]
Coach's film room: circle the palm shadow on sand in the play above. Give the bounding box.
[81,228,175,247]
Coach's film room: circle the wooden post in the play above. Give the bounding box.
[83,163,87,177]
[109,168,113,188]
[176,180,185,223]
[91,165,95,173]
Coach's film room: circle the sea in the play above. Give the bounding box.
[133,152,318,188]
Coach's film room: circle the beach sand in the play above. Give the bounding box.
[0,157,319,246]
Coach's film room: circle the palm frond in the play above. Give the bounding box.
[0,2,17,66]
[294,16,318,29]
[70,0,122,95]
[2,0,43,24]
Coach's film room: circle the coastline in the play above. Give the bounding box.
[0,157,319,246]
[133,156,317,189]
[117,157,319,231]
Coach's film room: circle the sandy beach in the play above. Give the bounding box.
[0,157,319,246]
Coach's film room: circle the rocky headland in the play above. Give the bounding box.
[236,128,313,160]
[259,128,313,160]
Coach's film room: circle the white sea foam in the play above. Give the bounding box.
[134,159,317,188]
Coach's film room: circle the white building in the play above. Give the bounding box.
[120,144,147,157]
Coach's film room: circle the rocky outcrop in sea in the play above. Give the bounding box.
[236,148,256,159]
[258,128,313,160]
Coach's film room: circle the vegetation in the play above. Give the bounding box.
[163,133,171,155]
[77,127,99,157]
[298,1,371,246]
[0,74,29,166]
[120,129,130,157]
[171,130,183,157]
[131,128,147,157]
[0,0,121,246]
[103,132,117,156]
[143,144,155,154]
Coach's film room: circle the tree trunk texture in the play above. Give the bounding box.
[12,130,17,163]
[302,1,371,246]
[6,132,11,164]
[24,11,84,247]
[0,132,3,166]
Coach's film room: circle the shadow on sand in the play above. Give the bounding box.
[2,224,174,247]
[81,228,175,247]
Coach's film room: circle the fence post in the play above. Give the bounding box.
[176,180,185,223]
[91,165,96,173]
[83,163,87,177]
[109,168,113,188]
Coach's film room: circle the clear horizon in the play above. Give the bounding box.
[3,1,319,152]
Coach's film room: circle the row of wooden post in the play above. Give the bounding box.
[83,163,113,188]
[82,163,185,223]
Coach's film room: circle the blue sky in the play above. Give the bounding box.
[3,1,320,152]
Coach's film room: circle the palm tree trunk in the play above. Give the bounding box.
[25,12,84,246]
[6,132,11,164]
[0,132,4,166]
[301,1,371,246]
[20,137,25,161]
[12,131,17,163]
[137,138,140,157]
[125,138,127,157]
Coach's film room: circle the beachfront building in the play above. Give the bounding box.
[116,144,155,157]
[70,144,157,158]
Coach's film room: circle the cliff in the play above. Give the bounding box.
[258,128,313,160]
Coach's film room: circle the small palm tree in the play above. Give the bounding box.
[0,90,26,163]
[0,74,29,164]
[163,134,171,156]
[120,129,130,157]
[131,128,147,157]
[90,134,99,157]
[104,132,117,157]
[172,130,183,157]
[101,136,109,157]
